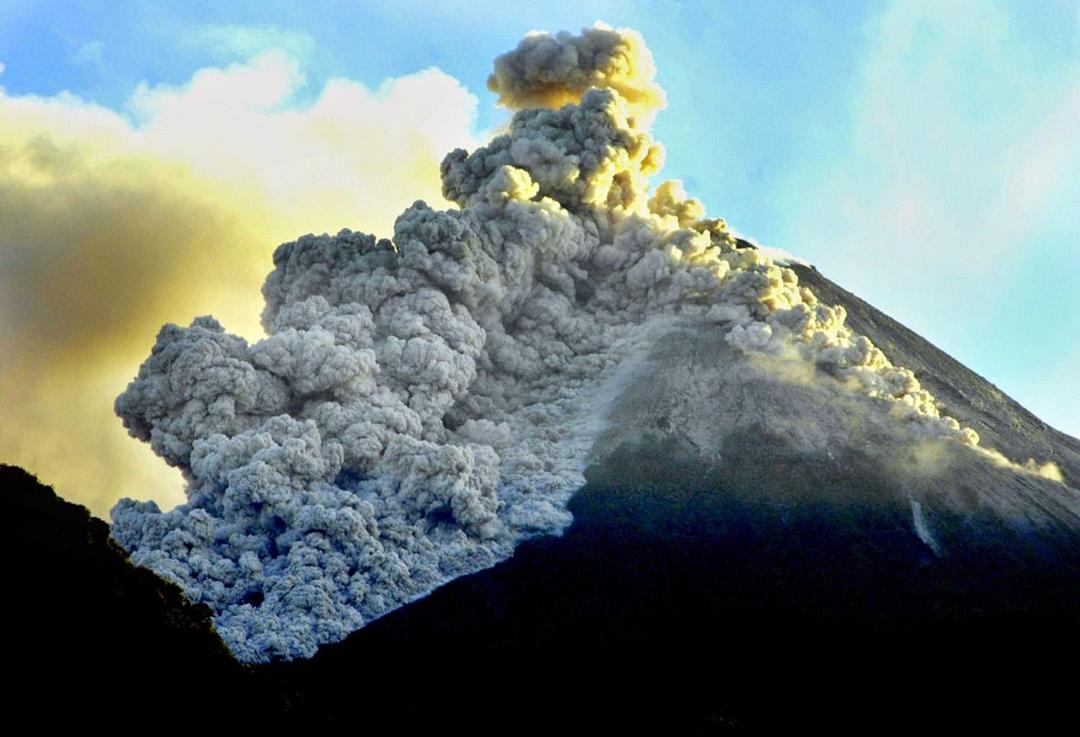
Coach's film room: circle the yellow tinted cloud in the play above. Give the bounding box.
[0,52,477,517]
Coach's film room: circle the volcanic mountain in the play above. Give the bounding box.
[8,258,1077,728]
[256,255,1078,725]
[6,24,1078,731]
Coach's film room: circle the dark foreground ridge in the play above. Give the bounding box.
[6,266,1079,731]
[2,465,248,722]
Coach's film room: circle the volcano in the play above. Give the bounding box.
[6,254,1078,729]
[255,258,1079,731]
[6,23,1078,731]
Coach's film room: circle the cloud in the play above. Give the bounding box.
[6,21,1065,663]
[72,40,104,66]
[845,0,1080,262]
[822,0,1079,262]
[0,50,478,518]
[184,24,317,62]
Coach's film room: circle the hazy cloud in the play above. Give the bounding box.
[71,40,104,66]
[185,24,317,62]
[776,0,1080,436]
[0,50,477,517]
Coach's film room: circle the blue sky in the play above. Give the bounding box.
[2,0,1077,441]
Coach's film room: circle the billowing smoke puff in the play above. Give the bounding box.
[111,24,1060,663]
[487,23,666,126]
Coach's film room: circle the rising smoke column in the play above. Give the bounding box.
[111,23,1059,663]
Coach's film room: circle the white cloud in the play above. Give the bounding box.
[0,50,478,517]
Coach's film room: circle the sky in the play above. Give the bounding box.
[1,0,1077,515]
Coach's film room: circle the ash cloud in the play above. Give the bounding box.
[111,25,1066,663]
[487,23,666,127]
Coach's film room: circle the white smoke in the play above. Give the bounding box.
[111,25,1063,663]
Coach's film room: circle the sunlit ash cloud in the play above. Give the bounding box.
[93,24,1062,662]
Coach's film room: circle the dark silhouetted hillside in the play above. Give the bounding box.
[1,465,248,725]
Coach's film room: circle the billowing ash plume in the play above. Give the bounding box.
[111,24,1062,663]
[487,22,666,126]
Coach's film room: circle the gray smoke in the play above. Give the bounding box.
[112,25,1063,663]
[487,23,666,126]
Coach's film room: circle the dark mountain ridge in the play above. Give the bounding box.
[2,464,248,722]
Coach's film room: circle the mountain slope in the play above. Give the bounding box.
[791,262,1080,486]
[260,263,1079,730]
